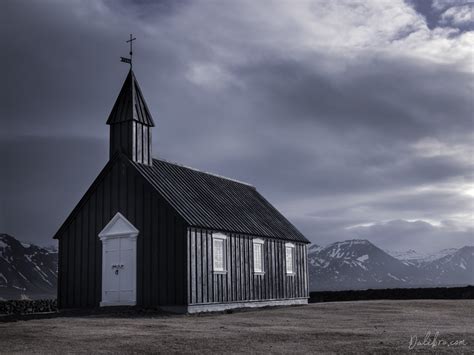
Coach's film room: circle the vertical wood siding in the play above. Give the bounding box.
[110,122,152,166]
[187,228,308,305]
[57,159,187,309]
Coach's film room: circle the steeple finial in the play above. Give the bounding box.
[120,34,136,68]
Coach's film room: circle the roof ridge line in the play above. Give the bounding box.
[152,157,256,188]
[130,69,137,121]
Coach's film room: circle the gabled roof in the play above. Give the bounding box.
[106,69,155,126]
[53,153,309,243]
[131,158,310,243]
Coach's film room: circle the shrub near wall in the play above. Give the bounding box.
[0,299,58,315]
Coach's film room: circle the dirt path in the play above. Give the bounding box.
[0,300,472,353]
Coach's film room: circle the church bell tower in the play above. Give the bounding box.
[106,69,155,165]
[106,35,155,166]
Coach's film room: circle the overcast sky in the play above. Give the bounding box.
[1,0,472,252]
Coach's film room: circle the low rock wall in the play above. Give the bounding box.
[0,299,57,315]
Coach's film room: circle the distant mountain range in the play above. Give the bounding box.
[386,248,459,266]
[1,234,472,299]
[309,240,473,291]
[0,234,57,300]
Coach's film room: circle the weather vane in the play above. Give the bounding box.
[120,34,136,68]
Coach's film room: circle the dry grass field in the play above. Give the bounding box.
[0,300,472,354]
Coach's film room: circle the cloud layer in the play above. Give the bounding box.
[1,0,472,252]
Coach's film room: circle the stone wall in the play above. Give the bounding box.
[0,299,58,315]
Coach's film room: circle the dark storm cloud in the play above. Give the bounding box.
[369,190,472,216]
[1,0,472,252]
[408,0,473,31]
[235,57,471,138]
[349,219,473,252]
[107,0,189,18]
[1,0,189,137]
[1,136,107,246]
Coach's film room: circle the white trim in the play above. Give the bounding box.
[212,232,227,273]
[98,212,139,240]
[253,238,265,274]
[99,212,138,307]
[212,232,227,240]
[285,243,295,275]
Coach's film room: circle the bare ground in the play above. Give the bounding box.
[0,300,472,354]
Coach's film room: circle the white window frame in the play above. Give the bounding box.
[253,238,265,275]
[285,243,295,275]
[212,233,227,273]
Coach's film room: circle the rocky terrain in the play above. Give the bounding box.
[0,234,57,300]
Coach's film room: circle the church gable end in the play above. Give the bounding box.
[55,155,188,309]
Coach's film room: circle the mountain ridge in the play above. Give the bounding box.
[309,239,474,291]
[0,233,57,300]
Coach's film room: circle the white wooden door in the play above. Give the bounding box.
[103,238,121,304]
[117,238,135,302]
[99,213,138,307]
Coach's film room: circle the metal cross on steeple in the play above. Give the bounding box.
[120,34,136,68]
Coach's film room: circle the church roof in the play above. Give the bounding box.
[53,153,309,243]
[131,157,310,243]
[106,69,155,126]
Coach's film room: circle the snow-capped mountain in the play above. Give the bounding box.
[386,248,459,266]
[309,240,473,291]
[309,240,420,291]
[420,246,474,285]
[308,244,321,254]
[0,234,57,300]
[386,249,427,262]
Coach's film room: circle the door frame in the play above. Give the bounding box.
[98,212,139,307]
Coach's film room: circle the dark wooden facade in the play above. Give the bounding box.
[55,68,310,312]
[187,228,308,305]
[57,172,309,309]
[56,157,187,308]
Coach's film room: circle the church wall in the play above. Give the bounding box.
[187,228,309,306]
[57,157,188,309]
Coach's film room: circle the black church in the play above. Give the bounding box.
[54,67,310,313]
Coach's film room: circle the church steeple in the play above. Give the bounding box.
[107,69,155,165]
